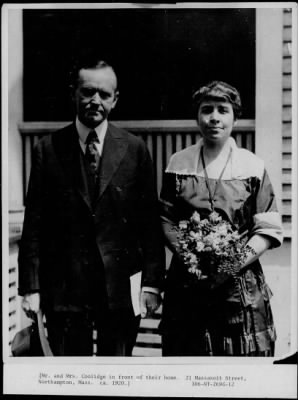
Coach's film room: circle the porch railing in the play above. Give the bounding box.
[19,120,255,201]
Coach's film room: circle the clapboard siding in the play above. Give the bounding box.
[283,156,292,170]
[282,74,292,89]
[283,58,292,74]
[8,240,21,347]
[282,107,292,122]
[283,137,292,153]
[283,9,292,26]
[282,202,292,217]
[283,26,292,42]
[283,122,292,137]
[282,90,292,105]
[283,43,292,57]
[282,172,292,185]
[282,8,293,233]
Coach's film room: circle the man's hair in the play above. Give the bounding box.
[69,51,118,89]
[192,80,242,119]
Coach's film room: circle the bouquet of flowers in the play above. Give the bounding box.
[176,211,254,288]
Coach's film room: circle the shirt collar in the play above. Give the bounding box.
[76,117,108,145]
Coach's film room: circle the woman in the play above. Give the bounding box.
[159,81,283,356]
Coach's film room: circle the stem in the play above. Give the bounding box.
[239,229,249,239]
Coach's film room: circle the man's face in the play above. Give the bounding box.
[73,67,119,128]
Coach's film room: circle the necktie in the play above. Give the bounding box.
[85,130,100,172]
[85,130,100,202]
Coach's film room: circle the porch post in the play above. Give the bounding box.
[255,8,283,212]
[7,8,24,213]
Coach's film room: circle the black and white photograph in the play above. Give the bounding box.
[2,2,297,397]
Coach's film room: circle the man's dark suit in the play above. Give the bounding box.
[18,122,165,355]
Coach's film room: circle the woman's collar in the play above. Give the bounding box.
[165,137,263,180]
[166,137,237,176]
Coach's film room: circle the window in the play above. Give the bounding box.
[23,8,255,121]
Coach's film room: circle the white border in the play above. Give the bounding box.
[2,2,297,10]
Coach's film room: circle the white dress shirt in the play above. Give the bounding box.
[76,117,108,155]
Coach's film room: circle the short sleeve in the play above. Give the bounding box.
[251,169,283,248]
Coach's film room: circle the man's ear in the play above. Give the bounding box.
[112,90,119,109]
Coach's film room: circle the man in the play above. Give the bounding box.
[18,55,165,356]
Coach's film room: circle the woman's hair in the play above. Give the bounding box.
[192,81,242,119]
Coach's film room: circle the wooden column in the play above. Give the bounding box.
[3,6,25,357]
[5,8,24,211]
[256,8,283,212]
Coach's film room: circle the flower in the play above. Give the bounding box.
[185,252,198,267]
[179,221,188,230]
[190,231,201,240]
[176,210,255,283]
[216,224,228,236]
[191,211,201,224]
[209,211,222,223]
[196,241,205,252]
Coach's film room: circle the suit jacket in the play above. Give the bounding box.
[18,122,165,314]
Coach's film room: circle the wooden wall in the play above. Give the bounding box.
[282,8,293,237]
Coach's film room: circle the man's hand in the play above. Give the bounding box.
[21,293,41,320]
[140,291,161,319]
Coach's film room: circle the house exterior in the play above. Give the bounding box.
[4,5,296,358]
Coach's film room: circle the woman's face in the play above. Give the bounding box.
[197,99,236,145]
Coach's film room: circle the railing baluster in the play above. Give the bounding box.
[146,133,154,160]
[156,134,163,195]
[233,132,241,148]
[33,134,40,147]
[185,133,192,148]
[24,136,32,195]
[246,131,254,152]
[176,132,183,153]
[165,133,172,167]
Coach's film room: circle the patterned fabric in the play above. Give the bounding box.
[85,130,100,172]
[159,138,283,356]
[85,130,101,202]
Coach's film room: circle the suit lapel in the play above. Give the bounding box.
[96,124,128,201]
[54,123,93,212]
[76,148,93,211]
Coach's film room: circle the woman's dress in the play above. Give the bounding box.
[159,138,283,356]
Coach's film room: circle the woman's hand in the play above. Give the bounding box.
[240,234,272,272]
